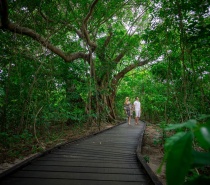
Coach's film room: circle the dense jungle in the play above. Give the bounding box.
[0,0,209,185]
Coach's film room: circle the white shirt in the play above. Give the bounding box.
[134,100,141,110]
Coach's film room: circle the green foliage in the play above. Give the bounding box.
[0,87,4,107]
[116,69,168,122]
[164,116,210,185]
[153,138,162,146]
[0,129,34,161]
[166,132,193,185]
[144,155,150,163]
[0,130,33,148]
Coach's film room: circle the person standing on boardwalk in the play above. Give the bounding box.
[133,97,141,124]
[124,97,132,125]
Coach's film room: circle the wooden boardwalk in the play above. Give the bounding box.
[0,121,156,185]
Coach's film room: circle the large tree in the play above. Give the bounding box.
[0,0,151,123]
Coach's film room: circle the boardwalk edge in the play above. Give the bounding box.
[136,121,163,185]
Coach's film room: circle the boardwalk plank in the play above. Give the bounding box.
[22,165,144,174]
[11,171,148,181]
[49,152,137,159]
[1,178,150,185]
[30,160,141,168]
[36,157,138,163]
[45,153,137,160]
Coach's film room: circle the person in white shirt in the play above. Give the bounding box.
[133,97,141,124]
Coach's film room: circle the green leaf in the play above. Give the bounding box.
[195,125,210,150]
[191,150,210,167]
[166,133,193,185]
[184,176,210,185]
[165,132,186,152]
[165,119,197,131]
[197,114,210,121]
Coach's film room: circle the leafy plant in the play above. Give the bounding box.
[144,155,150,163]
[163,116,210,185]
[153,138,162,146]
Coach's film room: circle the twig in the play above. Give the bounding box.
[33,106,45,149]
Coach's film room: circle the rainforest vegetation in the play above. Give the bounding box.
[0,0,209,184]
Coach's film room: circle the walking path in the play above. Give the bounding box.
[0,120,156,185]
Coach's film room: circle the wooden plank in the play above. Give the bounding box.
[54,148,136,155]
[36,157,138,164]
[68,143,137,150]
[22,165,145,174]
[46,153,137,160]
[1,178,151,185]
[59,145,136,151]
[63,143,137,148]
[50,151,137,157]
[49,152,137,159]
[62,146,137,151]
[11,171,149,182]
[36,155,138,162]
[67,143,137,148]
[54,144,137,150]
[30,160,141,169]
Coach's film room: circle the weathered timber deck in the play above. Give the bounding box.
[0,120,161,185]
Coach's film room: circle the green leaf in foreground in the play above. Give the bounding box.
[165,119,197,131]
[191,150,210,167]
[184,176,210,185]
[165,132,186,152]
[166,132,193,185]
[195,125,210,150]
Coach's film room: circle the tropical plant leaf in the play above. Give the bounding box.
[166,133,193,185]
[191,150,210,167]
[165,119,197,131]
[195,125,210,150]
[184,176,210,185]
[165,132,186,152]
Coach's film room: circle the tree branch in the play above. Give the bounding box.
[83,0,99,26]
[81,0,99,51]
[38,6,85,40]
[114,52,126,63]
[0,0,9,28]
[38,7,85,40]
[0,0,89,63]
[38,9,54,23]
[103,26,113,48]
[8,23,89,62]
[113,43,132,63]
[112,59,149,86]
[62,21,84,39]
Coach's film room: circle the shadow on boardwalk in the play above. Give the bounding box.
[0,120,160,185]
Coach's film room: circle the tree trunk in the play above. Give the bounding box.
[0,62,12,132]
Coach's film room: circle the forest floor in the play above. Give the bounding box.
[0,121,166,185]
[141,122,166,185]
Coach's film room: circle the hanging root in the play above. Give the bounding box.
[33,106,45,150]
